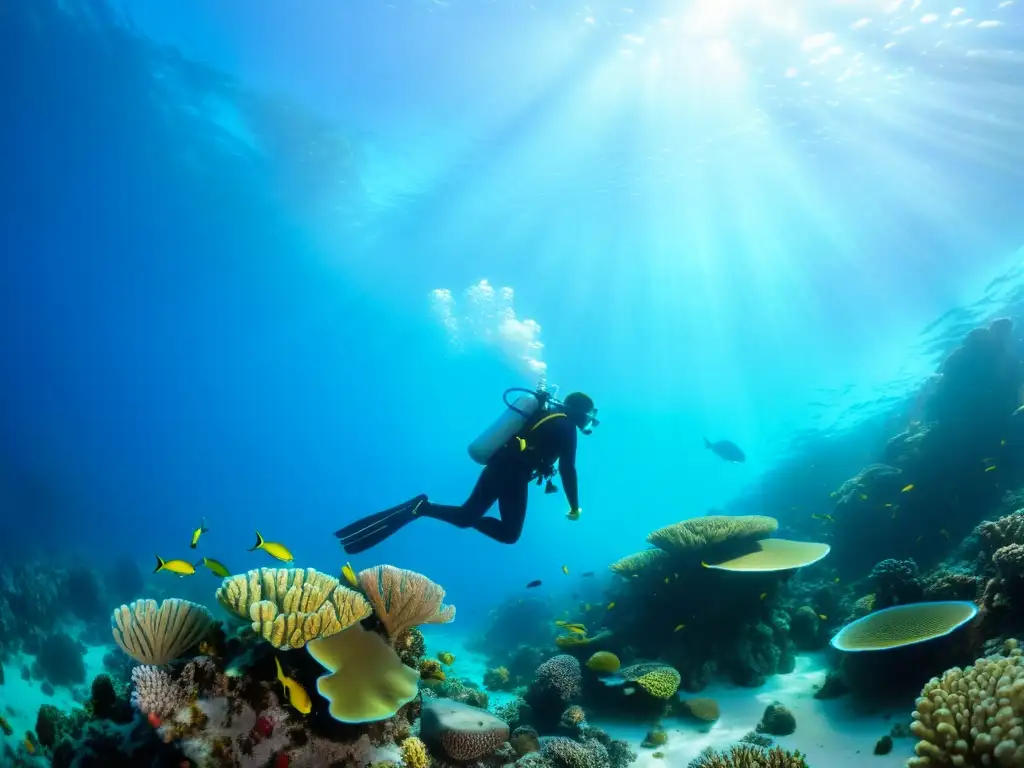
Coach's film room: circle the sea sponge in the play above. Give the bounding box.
[908,642,1024,766]
[358,565,456,643]
[647,515,778,555]
[307,623,420,723]
[703,539,830,572]
[609,549,668,577]
[830,601,978,652]
[400,736,429,768]
[419,659,446,682]
[585,651,621,674]
[606,663,681,700]
[111,598,215,666]
[395,627,426,667]
[216,567,371,650]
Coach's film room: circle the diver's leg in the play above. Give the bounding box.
[471,477,529,544]
[334,494,427,548]
[417,466,500,527]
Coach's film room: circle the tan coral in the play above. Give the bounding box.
[215,567,371,650]
[358,565,456,643]
[647,515,778,555]
[609,549,669,577]
[909,642,1024,766]
[400,736,430,768]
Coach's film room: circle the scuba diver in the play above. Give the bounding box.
[335,389,598,555]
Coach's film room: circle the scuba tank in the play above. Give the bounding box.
[468,387,553,465]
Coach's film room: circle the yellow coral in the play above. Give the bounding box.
[419,659,446,682]
[111,598,215,666]
[307,623,420,724]
[400,736,430,768]
[609,549,668,577]
[555,634,590,649]
[909,642,1024,766]
[647,515,778,555]
[831,601,977,652]
[615,663,681,699]
[358,565,456,643]
[490,667,509,683]
[679,697,720,723]
[585,651,621,674]
[216,567,371,650]
[703,539,830,572]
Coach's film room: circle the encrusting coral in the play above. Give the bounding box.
[606,663,681,700]
[216,567,372,650]
[358,564,456,643]
[111,598,215,665]
[909,638,1024,766]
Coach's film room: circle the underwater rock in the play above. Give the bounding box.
[420,698,509,762]
[37,631,86,687]
[756,701,796,736]
[813,670,849,700]
[65,565,106,623]
[678,697,720,730]
[640,726,667,748]
[874,735,893,755]
[89,674,132,723]
[511,726,541,756]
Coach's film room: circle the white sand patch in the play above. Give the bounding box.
[0,643,111,749]
[598,653,914,767]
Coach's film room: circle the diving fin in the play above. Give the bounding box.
[334,495,428,552]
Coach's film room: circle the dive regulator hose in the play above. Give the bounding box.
[503,387,551,417]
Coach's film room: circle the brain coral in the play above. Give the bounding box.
[646,515,778,555]
[535,655,583,702]
[909,641,1024,766]
[420,698,510,761]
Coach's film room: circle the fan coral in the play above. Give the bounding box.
[535,655,582,702]
[909,641,1024,766]
[358,565,456,642]
[111,598,215,665]
[688,744,808,767]
[216,567,371,649]
[647,515,778,555]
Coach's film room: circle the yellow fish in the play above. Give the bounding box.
[564,624,588,636]
[818,614,827,621]
[811,513,835,523]
[700,561,710,568]
[607,602,616,610]
[190,517,209,549]
[664,577,670,584]
[759,592,767,600]
[154,555,195,576]
[883,503,893,508]
[438,652,456,665]
[833,577,840,583]
[23,737,34,755]
[673,624,685,632]
[199,557,230,578]
[555,620,568,627]
[341,562,359,588]
[248,531,293,562]
[584,603,592,612]
[275,657,311,715]
[561,565,570,575]
[901,484,915,493]
[985,465,997,472]
[859,493,868,501]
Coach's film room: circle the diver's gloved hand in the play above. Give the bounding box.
[567,508,581,521]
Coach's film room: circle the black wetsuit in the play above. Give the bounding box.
[335,410,580,554]
[418,412,580,544]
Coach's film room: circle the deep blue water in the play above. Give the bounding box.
[1,0,1023,633]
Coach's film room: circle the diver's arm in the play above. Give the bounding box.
[559,427,580,511]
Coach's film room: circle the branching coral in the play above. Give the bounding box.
[216,567,371,649]
[111,598,215,665]
[130,664,193,718]
[909,640,1024,766]
[647,515,778,555]
[358,565,456,643]
[688,744,808,767]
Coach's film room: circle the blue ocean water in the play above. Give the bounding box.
[2,0,1024,765]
